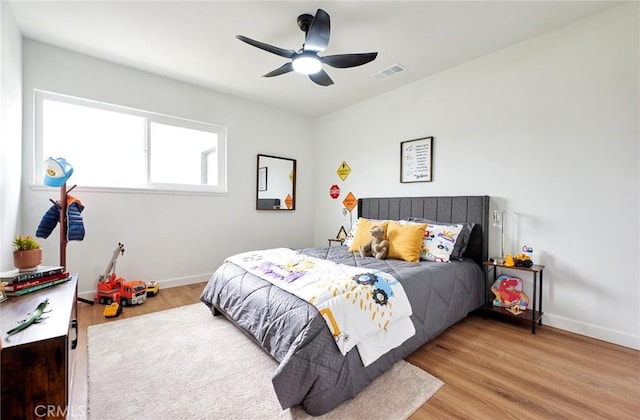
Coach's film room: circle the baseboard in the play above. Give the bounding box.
[78,273,211,302]
[544,313,639,350]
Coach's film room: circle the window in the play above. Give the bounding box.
[34,90,226,194]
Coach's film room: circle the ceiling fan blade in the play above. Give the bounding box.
[263,62,294,78]
[322,52,378,69]
[304,9,330,53]
[236,35,296,59]
[309,69,334,86]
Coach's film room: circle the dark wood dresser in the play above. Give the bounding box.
[1,274,78,419]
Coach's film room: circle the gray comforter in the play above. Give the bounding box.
[200,246,485,416]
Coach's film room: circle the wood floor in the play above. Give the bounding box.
[72,283,639,419]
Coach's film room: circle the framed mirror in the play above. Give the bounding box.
[256,154,296,210]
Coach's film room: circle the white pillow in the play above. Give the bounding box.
[342,218,360,247]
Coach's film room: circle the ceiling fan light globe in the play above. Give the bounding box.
[292,56,322,74]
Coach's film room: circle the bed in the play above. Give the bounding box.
[200,195,490,415]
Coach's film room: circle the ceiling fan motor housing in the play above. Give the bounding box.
[297,13,314,33]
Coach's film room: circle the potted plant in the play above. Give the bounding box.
[12,235,42,271]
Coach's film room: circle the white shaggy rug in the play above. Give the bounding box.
[87,303,442,420]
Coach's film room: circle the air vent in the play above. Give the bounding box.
[371,64,406,80]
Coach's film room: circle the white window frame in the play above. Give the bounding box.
[33,90,227,195]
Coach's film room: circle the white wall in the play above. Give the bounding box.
[21,40,315,297]
[0,2,22,269]
[313,4,639,349]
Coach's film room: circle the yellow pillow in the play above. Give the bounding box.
[387,221,427,263]
[348,218,388,253]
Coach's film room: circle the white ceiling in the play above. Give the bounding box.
[9,1,622,118]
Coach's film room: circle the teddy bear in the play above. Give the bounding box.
[359,225,389,259]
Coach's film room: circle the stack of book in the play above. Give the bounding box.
[0,266,70,297]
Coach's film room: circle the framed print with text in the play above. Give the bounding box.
[400,137,433,183]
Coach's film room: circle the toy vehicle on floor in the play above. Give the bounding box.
[146,281,159,297]
[103,302,122,317]
[95,243,147,306]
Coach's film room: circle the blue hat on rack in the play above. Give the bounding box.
[43,157,74,187]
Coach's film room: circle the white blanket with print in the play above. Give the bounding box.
[226,248,415,366]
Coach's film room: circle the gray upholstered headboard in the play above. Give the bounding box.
[357,196,490,265]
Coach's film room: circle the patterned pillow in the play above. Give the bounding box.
[420,223,464,262]
[407,218,474,261]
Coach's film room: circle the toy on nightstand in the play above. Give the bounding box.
[491,275,529,314]
[514,253,534,268]
[503,253,515,267]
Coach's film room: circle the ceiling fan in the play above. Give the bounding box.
[236,8,378,86]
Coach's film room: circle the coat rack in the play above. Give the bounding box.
[50,183,94,305]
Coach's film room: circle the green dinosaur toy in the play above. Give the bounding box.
[6,298,51,336]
